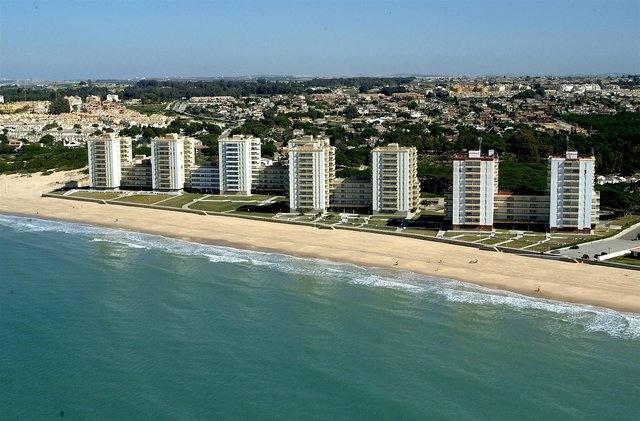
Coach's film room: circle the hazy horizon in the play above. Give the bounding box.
[1,0,639,80]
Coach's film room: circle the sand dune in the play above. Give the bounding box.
[1,171,638,313]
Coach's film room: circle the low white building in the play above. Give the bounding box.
[188,165,220,192]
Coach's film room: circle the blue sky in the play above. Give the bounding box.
[1,0,638,80]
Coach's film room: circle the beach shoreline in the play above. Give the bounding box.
[1,171,639,313]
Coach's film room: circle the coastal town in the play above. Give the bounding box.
[3,1,640,419]
[1,76,639,263]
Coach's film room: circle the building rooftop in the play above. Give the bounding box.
[549,150,595,160]
[372,143,416,152]
[453,149,498,160]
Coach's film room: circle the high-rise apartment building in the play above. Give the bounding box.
[288,135,336,212]
[548,151,597,233]
[218,135,261,195]
[149,134,196,191]
[151,135,186,191]
[450,150,499,229]
[371,143,420,217]
[87,134,131,189]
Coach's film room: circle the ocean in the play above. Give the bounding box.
[1,214,638,419]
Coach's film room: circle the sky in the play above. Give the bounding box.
[0,0,639,80]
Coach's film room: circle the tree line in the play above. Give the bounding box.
[0,77,414,103]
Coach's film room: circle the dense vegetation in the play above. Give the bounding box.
[0,85,110,102]
[0,77,413,102]
[498,161,548,195]
[562,112,640,175]
[0,134,87,173]
[48,97,70,114]
[597,182,640,213]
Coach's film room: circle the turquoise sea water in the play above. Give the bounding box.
[0,214,639,420]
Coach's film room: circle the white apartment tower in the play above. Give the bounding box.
[218,135,261,195]
[151,135,186,191]
[218,135,260,195]
[548,151,596,233]
[371,143,420,217]
[87,134,123,189]
[450,150,499,230]
[288,135,336,213]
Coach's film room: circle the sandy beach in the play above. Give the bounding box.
[1,170,638,313]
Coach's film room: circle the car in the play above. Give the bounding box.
[582,254,590,259]
[569,245,579,250]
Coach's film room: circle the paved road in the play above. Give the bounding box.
[559,223,640,259]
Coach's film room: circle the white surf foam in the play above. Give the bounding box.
[1,214,638,339]
[91,238,147,249]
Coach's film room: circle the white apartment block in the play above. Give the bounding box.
[218,135,261,195]
[151,135,186,191]
[288,135,336,213]
[371,143,420,217]
[188,165,220,192]
[450,150,498,229]
[87,134,123,189]
[330,176,372,210]
[549,151,597,233]
[121,157,152,189]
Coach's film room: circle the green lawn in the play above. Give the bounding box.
[609,255,640,266]
[188,201,242,213]
[529,234,602,252]
[527,243,554,253]
[402,228,438,237]
[71,191,123,200]
[366,218,393,227]
[112,194,173,205]
[522,234,547,242]
[611,214,640,230]
[214,194,275,202]
[482,236,513,245]
[158,193,202,208]
[502,239,537,249]
[126,102,171,116]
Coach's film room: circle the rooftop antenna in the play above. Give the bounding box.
[477,136,482,153]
